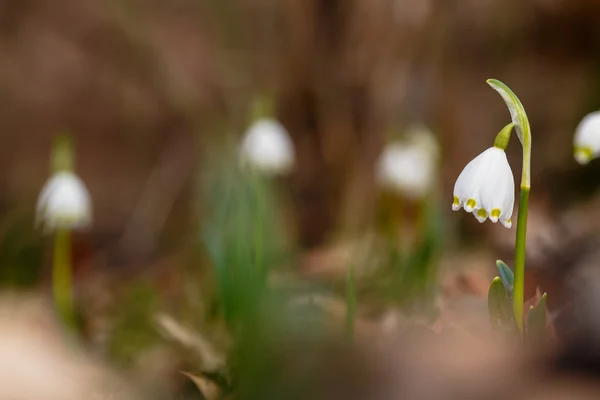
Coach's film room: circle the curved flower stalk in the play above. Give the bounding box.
[574,111,600,165]
[377,123,439,199]
[36,135,92,329]
[486,79,532,335]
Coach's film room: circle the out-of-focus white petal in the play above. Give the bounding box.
[452,147,515,228]
[239,119,295,176]
[36,172,92,232]
[376,134,437,199]
[574,111,600,165]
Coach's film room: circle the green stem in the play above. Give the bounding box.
[53,229,74,328]
[345,262,356,341]
[513,188,529,334]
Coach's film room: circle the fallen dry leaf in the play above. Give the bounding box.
[181,371,222,400]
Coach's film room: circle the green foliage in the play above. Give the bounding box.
[107,281,163,364]
[487,277,515,331]
[496,260,514,296]
[527,292,547,342]
[201,147,288,332]
[0,214,44,288]
[345,263,356,341]
[386,196,443,312]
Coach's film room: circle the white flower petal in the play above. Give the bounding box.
[36,172,92,231]
[452,198,462,211]
[473,208,488,223]
[452,147,515,229]
[454,148,497,212]
[478,148,514,223]
[239,119,295,175]
[574,111,600,164]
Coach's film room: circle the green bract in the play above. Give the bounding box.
[486,79,532,189]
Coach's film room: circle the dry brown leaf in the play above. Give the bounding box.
[154,313,226,372]
[181,371,221,400]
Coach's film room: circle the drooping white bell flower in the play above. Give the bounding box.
[376,124,439,199]
[452,147,515,228]
[36,171,92,231]
[574,111,600,165]
[239,118,295,176]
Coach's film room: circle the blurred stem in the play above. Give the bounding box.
[250,94,273,123]
[254,177,265,286]
[345,262,356,341]
[53,229,74,328]
[513,188,529,335]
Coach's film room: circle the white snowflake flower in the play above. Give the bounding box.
[239,118,295,176]
[574,111,600,165]
[452,147,514,228]
[376,124,438,199]
[36,171,92,231]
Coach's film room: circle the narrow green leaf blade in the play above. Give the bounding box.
[496,260,514,294]
[527,293,547,341]
[488,277,514,329]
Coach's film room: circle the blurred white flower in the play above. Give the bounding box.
[239,118,295,176]
[36,171,92,231]
[452,147,514,228]
[574,111,600,165]
[376,124,439,199]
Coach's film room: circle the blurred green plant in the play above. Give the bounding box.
[108,281,163,364]
[0,214,44,288]
[377,192,443,314]
[201,140,310,398]
[372,123,443,315]
[201,158,287,332]
[345,262,356,341]
[37,135,87,330]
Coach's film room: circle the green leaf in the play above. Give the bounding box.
[496,260,514,295]
[527,293,547,341]
[488,277,514,330]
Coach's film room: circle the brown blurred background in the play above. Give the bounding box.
[0,0,598,329]
[2,0,600,259]
[1,0,600,398]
